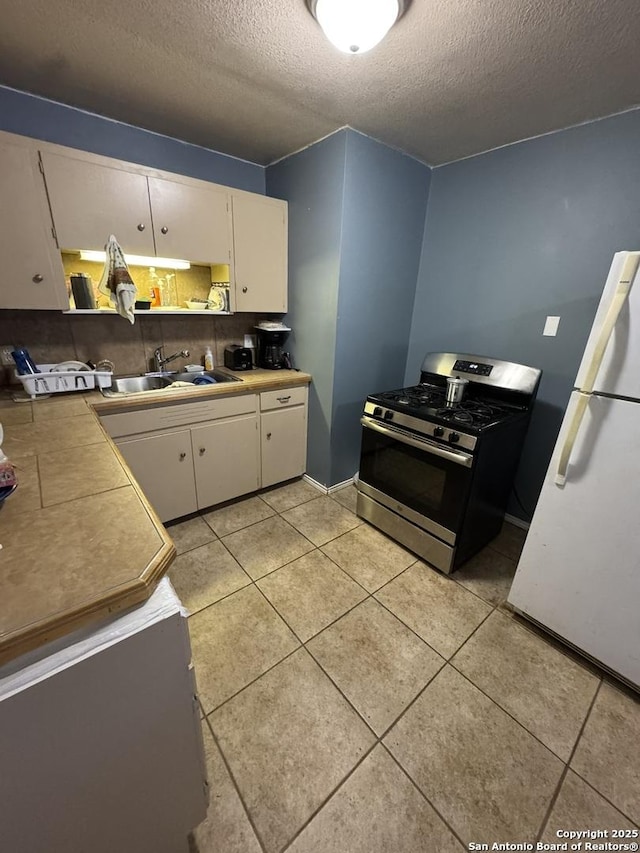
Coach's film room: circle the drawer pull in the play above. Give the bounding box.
[277,396,291,404]
[266,432,272,440]
[179,452,186,460]
[137,223,146,232]
[199,447,206,455]
[242,286,248,293]
[161,226,169,234]
[32,273,44,283]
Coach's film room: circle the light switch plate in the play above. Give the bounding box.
[543,316,560,337]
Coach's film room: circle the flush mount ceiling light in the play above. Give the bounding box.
[306,0,408,54]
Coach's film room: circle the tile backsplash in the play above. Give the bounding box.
[0,310,262,380]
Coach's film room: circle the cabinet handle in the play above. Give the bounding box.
[266,432,272,440]
[137,223,146,232]
[242,286,248,293]
[277,396,291,404]
[179,452,186,460]
[199,447,206,455]
[161,226,168,234]
[32,274,44,283]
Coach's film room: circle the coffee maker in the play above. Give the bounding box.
[255,323,292,370]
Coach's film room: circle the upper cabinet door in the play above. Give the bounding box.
[232,194,288,313]
[148,178,232,264]
[41,152,155,255]
[0,142,67,309]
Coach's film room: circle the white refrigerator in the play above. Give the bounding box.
[508,251,640,688]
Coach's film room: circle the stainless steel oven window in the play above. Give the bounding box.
[358,418,474,537]
[376,441,447,511]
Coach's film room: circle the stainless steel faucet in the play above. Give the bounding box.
[153,346,190,373]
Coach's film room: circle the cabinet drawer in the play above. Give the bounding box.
[101,394,258,438]
[260,386,307,412]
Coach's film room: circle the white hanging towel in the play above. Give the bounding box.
[98,235,137,324]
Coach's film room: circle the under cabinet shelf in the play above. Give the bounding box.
[63,308,233,316]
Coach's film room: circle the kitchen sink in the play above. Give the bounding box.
[169,370,240,384]
[103,370,241,395]
[109,375,173,393]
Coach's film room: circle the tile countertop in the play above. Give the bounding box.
[0,368,312,668]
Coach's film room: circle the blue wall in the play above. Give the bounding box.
[267,129,430,486]
[266,132,347,485]
[407,108,640,519]
[331,131,431,483]
[0,86,264,193]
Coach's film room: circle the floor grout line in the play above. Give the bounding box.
[200,508,277,539]
[566,763,640,828]
[182,575,254,619]
[382,742,470,851]
[192,494,465,848]
[371,586,482,662]
[277,741,379,853]
[449,661,586,763]
[202,643,301,718]
[534,679,604,843]
[181,491,636,848]
[202,714,269,853]
[375,657,448,743]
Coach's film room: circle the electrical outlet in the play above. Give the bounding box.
[0,347,14,366]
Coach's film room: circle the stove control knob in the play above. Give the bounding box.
[384,410,394,421]
[433,426,444,437]
[449,432,460,444]
[373,406,383,417]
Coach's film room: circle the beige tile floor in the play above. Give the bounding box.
[167,481,640,853]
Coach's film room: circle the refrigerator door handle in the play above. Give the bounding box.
[555,392,590,486]
[581,255,638,393]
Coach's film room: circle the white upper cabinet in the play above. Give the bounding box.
[232,193,288,313]
[147,177,231,264]
[41,153,233,266]
[41,152,155,255]
[0,141,67,309]
[2,133,289,313]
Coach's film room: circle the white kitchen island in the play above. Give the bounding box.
[0,578,208,853]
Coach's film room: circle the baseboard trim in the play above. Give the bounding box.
[327,477,356,494]
[505,512,530,531]
[302,474,328,495]
[303,474,529,530]
[302,473,358,495]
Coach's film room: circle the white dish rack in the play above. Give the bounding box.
[16,364,113,398]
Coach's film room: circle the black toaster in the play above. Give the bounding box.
[224,345,253,371]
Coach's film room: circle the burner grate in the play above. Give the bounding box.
[435,400,501,426]
[372,384,517,430]
[385,386,446,408]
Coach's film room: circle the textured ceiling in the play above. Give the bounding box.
[0,0,639,166]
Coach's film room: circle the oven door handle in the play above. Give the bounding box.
[360,416,473,468]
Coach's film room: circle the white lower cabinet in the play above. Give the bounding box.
[260,386,308,489]
[261,406,307,488]
[191,415,260,508]
[103,386,307,523]
[117,430,197,523]
[0,581,207,853]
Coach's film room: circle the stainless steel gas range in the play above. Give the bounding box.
[356,352,542,574]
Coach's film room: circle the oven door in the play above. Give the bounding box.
[358,415,474,544]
